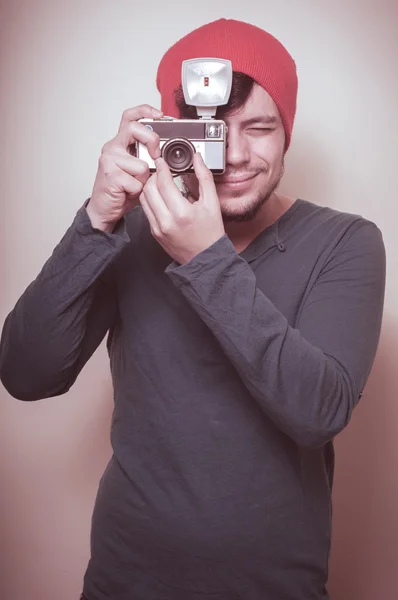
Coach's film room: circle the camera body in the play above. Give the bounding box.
[136,117,227,174]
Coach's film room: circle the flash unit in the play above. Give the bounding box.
[181,58,233,118]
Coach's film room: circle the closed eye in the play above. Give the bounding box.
[247,127,274,134]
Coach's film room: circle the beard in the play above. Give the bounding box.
[180,160,284,223]
[219,180,278,223]
[217,162,284,223]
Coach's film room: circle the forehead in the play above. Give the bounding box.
[226,83,281,123]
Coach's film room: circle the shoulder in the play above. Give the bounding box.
[294,199,384,249]
[296,198,372,228]
[294,202,386,287]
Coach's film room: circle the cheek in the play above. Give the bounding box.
[251,133,285,167]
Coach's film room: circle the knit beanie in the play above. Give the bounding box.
[156,18,298,150]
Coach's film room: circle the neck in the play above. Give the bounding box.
[224,193,296,254]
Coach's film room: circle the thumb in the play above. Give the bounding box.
[193,152,218,205]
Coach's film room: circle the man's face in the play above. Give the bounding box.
[182,83,286,222]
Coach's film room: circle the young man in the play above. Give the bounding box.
[0,18,386,600]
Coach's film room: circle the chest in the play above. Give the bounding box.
[114,237,321,350]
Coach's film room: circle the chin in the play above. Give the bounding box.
[220,193,269,223]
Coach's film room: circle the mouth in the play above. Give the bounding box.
[215,173,258,189]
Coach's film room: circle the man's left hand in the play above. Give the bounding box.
[140,153,225,265]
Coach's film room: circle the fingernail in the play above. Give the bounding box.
[153,109,163,117]
[155,157,163,167]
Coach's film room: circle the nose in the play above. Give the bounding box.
[225,127,250,168]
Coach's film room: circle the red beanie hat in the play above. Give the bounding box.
[156,18,298,151]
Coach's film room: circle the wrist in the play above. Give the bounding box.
[85,204,116,233]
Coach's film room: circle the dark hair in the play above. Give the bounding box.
[174,71,255,119]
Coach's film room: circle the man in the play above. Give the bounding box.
[0,18,386,600]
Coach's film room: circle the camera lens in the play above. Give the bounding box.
[162,138,195,173]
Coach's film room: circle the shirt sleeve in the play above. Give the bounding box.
[165,221,386,448]
[0,205,130,401]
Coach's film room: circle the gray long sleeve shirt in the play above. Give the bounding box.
[0,198,386,599]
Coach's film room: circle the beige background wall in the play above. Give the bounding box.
[0,0,397,598]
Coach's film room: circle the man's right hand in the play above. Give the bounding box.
[86,104,163,232]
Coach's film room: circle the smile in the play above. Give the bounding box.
[215,173,258,188]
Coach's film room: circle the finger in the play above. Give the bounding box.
[119,121,161,158]
[98,154,144,196]
[154,157,187,213]
[139,190,160,236]
[113,154,150,186]
[108,170,144,198]
[103,122,160,161]
[193,152,217,204]
[99,153,147,188]
[143,173,171,225]
[118,105,163,133]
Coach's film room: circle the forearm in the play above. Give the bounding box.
[0,206,129,400]
[166,228,385,448]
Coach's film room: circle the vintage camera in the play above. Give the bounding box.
[136,117,227,174]
[136,58,232,174]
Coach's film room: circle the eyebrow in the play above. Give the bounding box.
[240,116,280,127]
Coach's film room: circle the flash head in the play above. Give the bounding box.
[181,58,233,118]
